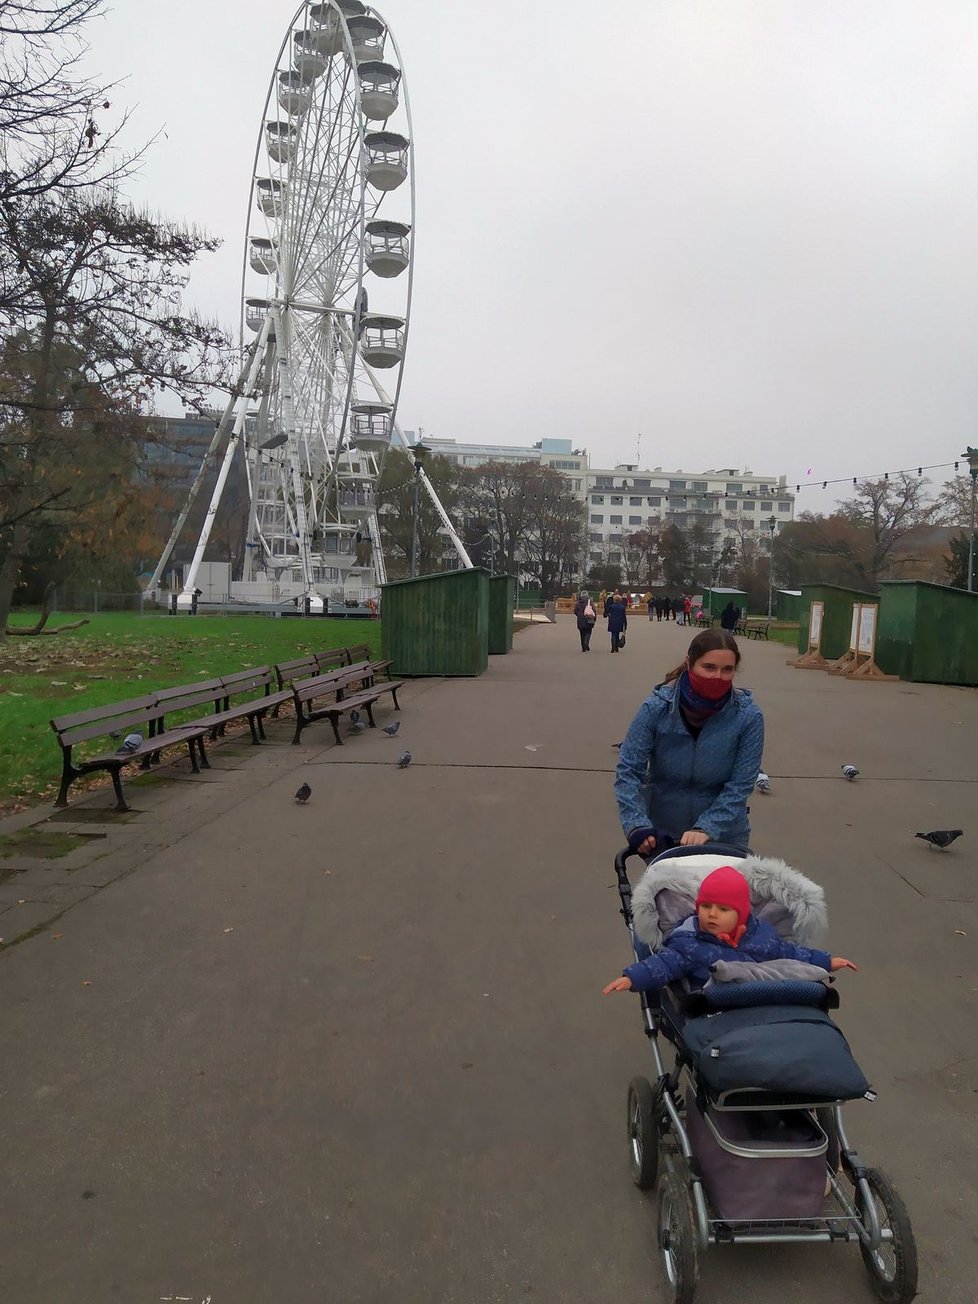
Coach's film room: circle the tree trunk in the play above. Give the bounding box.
[0,519,30,643]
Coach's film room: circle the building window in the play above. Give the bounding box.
[727,500,739,511]
[572,479,582,492]
[647,496,661,507]
[590,514,604,525]
[551,459,580,470]
[589,551,602,562]
[595,477,613,489]
[692,481,708,492]
[611,495,623,506]
[629,496,642,507]
[628,515,641,525]
[591,494,604,505]
[610,514,622,525]
[726,483,743,495]
[633,478,650,489]
[741,500,755,510]
[761,501,774,512]
[608,551,621,563]
[778,501,791,513]
[669,479,686,491]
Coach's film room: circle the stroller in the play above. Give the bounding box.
[613,843,918,1304]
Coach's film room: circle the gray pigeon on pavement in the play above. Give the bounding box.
[755,771,771,794]
[915,829,963,851]
[382,721,400,736]
[349,709,361,723]
[841,765,859,781]
[294,783,312,804]
[347,720,368,734]
[397,751,412,769]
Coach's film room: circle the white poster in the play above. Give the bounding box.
[809,601,824,649]
[849,604,860,652]
[858,604,877,656]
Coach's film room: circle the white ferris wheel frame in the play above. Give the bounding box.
[146,1,471,610]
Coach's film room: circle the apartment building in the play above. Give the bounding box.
[584,464,794,569]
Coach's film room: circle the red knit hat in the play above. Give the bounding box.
[695,866,751,929]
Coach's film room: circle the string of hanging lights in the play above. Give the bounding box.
[790,457,965,494]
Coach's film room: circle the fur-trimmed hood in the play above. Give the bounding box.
[630,853,828,951]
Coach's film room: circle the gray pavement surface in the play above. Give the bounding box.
[1,616,976,1303]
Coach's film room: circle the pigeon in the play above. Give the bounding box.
[755,771,771,794]
[347,720,368,734]
[841,765,859,781]
[382,721,400,736]
[397,751,412,768]
[915,829,963,851]
[120,732,143,752]
[349,709,361,724]
[294,783,312,804]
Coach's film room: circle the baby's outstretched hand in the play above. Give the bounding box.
[603,977,633,994]
[830,956,858,972]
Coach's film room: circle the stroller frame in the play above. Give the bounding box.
[613,844,918,1304]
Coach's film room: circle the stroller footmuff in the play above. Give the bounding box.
[611,844,918,1304]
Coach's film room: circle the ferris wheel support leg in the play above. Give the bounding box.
[356,352,474,571]
[175,325,271,607]
[143,339,259,601]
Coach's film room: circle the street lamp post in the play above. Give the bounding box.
[409,441,429,578]
[766,515,777,622]
[963,447,978,593]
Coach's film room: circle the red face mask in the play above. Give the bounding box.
[687,668,732,700]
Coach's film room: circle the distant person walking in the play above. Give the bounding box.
[607,592,628,652]
[672,596,684,624]
[647,595,656,622]
[683,594,692,625]
[573,590,596,652]
[720,601,741,631]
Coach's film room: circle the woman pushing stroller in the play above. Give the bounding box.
[602,865,857,993]
[615,629,763,854]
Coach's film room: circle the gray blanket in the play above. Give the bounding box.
[707,958,832,986]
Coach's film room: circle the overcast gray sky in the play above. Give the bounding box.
[87,1,978,513]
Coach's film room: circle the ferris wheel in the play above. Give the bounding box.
[148,0,470,611]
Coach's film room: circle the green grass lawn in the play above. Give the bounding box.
[0,612,381,814]
[767,623,801,649]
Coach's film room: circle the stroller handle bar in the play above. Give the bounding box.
[613,842,750,929]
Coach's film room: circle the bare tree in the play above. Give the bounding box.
[0,193,229,637]
[835,474,937,586]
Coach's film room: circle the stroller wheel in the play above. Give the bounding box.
[856,1168,918,1304]
[657,1172,699,1304]
[626,1076,660,1190]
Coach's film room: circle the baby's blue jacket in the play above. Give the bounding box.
[623,913,832,993]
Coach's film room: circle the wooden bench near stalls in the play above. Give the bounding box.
[290,661,403,746]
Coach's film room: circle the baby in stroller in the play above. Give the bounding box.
[602,864,857,995]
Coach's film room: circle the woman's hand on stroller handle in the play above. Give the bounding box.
[830,956,858,972]
[603,976,633,994]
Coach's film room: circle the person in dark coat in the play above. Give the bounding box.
[720,601,740,630]
[672,596,684,624]
[656,595,668,622]
[573,590,596,652]
[647,595,656,621]
[607,592,627,652]
[602,865,857,993]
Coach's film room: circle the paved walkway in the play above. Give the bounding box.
[1,617,976,1303]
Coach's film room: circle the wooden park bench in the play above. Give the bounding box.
[735,620,771,641]
[290,663,403,746]
[51,695,212,813]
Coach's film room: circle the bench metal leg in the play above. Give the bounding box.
[291,717,305,745]
[108,765,130,813]
[246,714,260,744]
[197,736,210,769]
[390,688,400,711]
[330,716,343,745]
[55,752,77,808]
[256,712,267,740]
[364,701,377,728]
